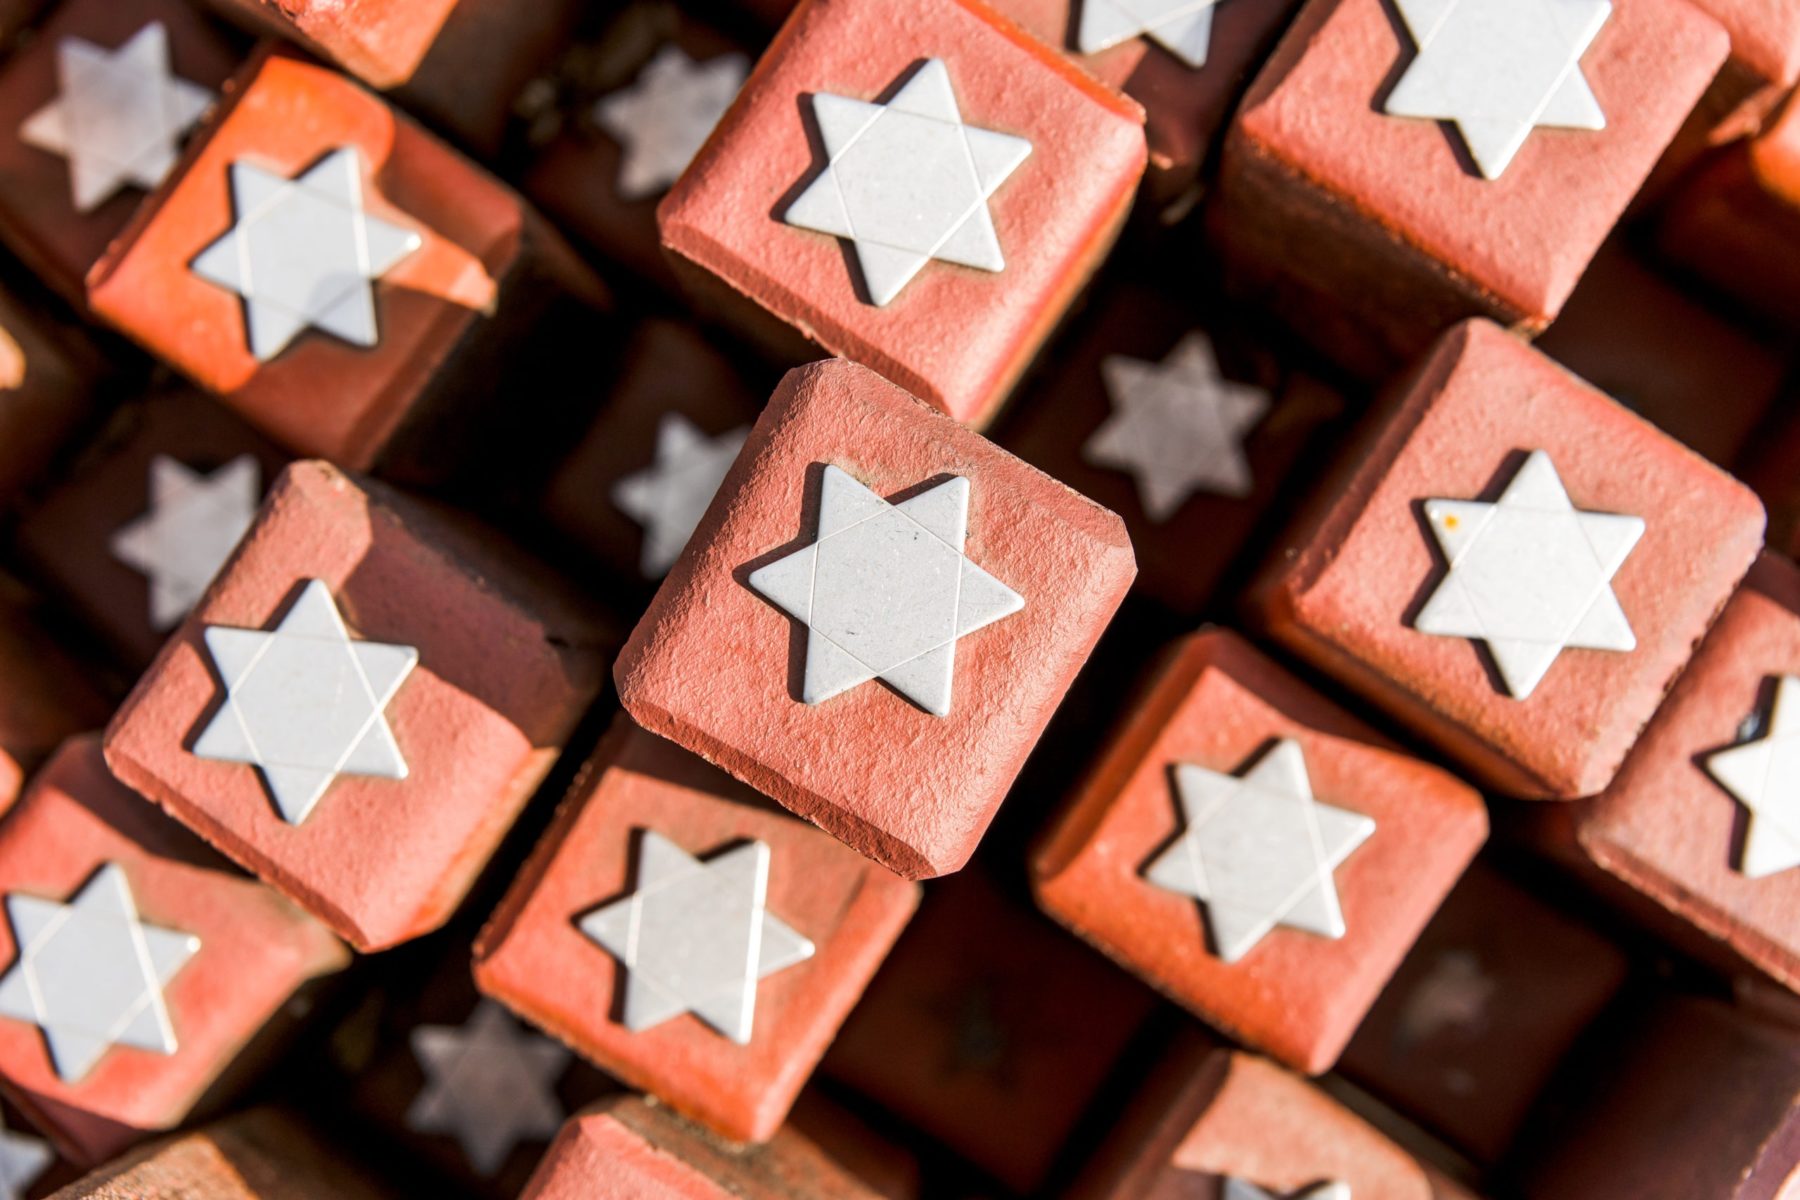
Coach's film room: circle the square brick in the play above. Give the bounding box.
[1248,319,1765,799]
[614,358,1136,878]
[474,718,919,1144]
[0,0,242,306]
[1032,629,1486,1074]
[0,738,348,1164]
[103,460,609,952]
[657,0,1147,427]
[1542,553,1800,991]
[15,388,289,671]
[87,49,610,486]
[1212,0,1727,376]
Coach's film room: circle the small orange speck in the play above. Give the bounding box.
[1442,515,1459,530]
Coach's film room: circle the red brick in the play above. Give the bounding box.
[1248,320,1765,798]
[614,359,1135,878]
[104,460,609,951]
[475,718,918,1144]
[0,739,348,1164]
[657,0,1146,427]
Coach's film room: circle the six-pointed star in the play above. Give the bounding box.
[0,1116,50,1200]
[746,465,1025,716]
[1142,739,1375,963]
[612,414,749,578]
[109,454,260,631]
[579,831,815,1045]
[1083,332,1271,519]
[1385,0,1612,179]
[193,578,418,825]
[784,58,1032,305]
[1414,449,1644,700]
[594,44,748,201]
[19,21,213,213]
[1225,1180,1352,1200]
[0,863,199,1082]
[407,999,571,1176]
[1704,674,1800,880]
[1077,0,1227,67]
[190,147,423,362]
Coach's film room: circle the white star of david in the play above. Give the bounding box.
[1414,449,1643,700]
[193,578,418,825]
[784,58,1032,305]
[19,22,213,213]
[407,1000,570,1176]
[189,147,422,362]
[612,414,748,578]
[579,832,815,1045]
[594,44,748,201]
[1704,675,1800,880]
[109,454,260,631]
[746,466,1025,717]
[1083,332,1271,519]
[0,863,199,1082]
[1142,740,1374,964]
[1385,0,1612,179]
[1077,0,1226,67]
[1226,1181,1352,1200]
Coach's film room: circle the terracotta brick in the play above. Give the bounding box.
[657,0,1147,428]
[104,460,609,951]
[1212,0,1728,376]
[1248,320,1765,799]
[1033,629,1486,1074]
[614,359,1136,878]
[87,49,610,488]
[824,869,1158,1193]
[1745,407,1800,563]
[475,718,918,1144]
[0,0,242,305]
[0,738,348,1164]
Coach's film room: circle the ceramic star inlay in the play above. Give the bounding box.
[19,22,213,213]
[190,147,422,362]
[784,58,1032,305]
[594,44,748,200]
[612,414,748,578]
[1384,0,1612,179]
[0,863,199,1082]
[1414,449,1643,700]
[1083,332,1271,519]
[1704,675,1800,879]
[109,454,260,631]
[746,465,1024,716]
[1225,1180,1352,1200]
[1142,739,1374,963]
[407,1000,570,1175]
[193,578,418,825]
[0,1116,50,1200]
[1077,0,1226,67]
[579,831,814,1045]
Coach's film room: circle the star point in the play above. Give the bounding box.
[0,1116,50,1200]
[407,1000,570,1176]
[193,579,417,824]
[1225,1180,1352,1200]
[110,454,260,630]
[612,414,748,578]
[579,831,814,1045]
[1384,0,1612,178]
[190,147,422,362]
[0,863,199,1082]
[594,44,748,200]
[1083,332,1271,519]
[746,466,1024,716]
[20,21,214,213]
[1413,449,1643,699]
[1142,739,1374,964]
[1077,0,1225,67]
[1704,675,1800,880]
[784,58,1032,305]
